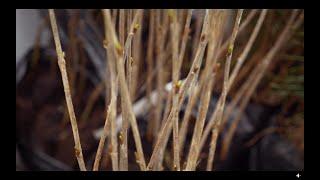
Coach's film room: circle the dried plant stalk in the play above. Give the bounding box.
[127,10,132,37]
[164,11,192,151]
[219,9,302,161]
[119,10,130,171]
[178,83,199,153]
[131,10,144,100]
[206,128,218,170]
[93,15,120,170]
[169,9,181,170]
[93,86,116,171]
[178,10,227,157]
[112,9,118,24]
[119,9,125,46]
[102,9,147,171]
[191,12,204,60]
[177,9,192,75]
[198,9,264,157]
[204,9,244,171]
[217,10,258,59]
[228,10,268,91]
[126,10,132,87]
[123,10,143,68]
[46,9,303,172]
[153,11,175,169]
[107,45,119,171]
[155,10,212,168]
[154,10,170,146]
[184,10,227,170]
[101,16,120,170]
[206,10,301,170]
[220,9,268,133]
[48,9,87,171]
[146,10,156,141]
[147,10,212,170]
[185,75,214,170]
[118,9,143,171]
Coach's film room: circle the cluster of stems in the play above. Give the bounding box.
[48,9,303,171]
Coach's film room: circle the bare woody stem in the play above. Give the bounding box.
[146,10,156,142]
[184,10,227,171]
[107,47,120,171]
[217,10,258,59]
[185,75,215,170]
[153,10,170,150]
[147,10,212,170]
[104,13,120,170]
[120,9,143,171]
[93,15,120,170]
[102,9,147,171]
[131,9,144,100]
[201,11,302,159]
[93,91,116,171]
[48,9,87,171]
[205,9,244,171]
[179,10,226,161]
[218,9,268,134]
[219,9,269,144]
[177,9,193,76]
[198,9,264,159]
[169,9,181,170]
[219,9,302,162]
[228,10,268,91]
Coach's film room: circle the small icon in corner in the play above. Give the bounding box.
[296,173,301,178]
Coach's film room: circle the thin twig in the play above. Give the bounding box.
[146,10,156,142]
[219,9,269,132]
[169,9,181,170]
[92,14,120,170]
[205,9,244,171]
[93,86,116,171]
[219,9,301,161]
[184,10,227,170]
[131,10,144,100]
[179,10,226,157]
[177,9,193,75]
[217,10,258,59]
[102,9,147,171]
[119,9,143,170]
[48,9,87,171]
[185,74,215,170]
[147,10,212,170]
[198,9,264,158]
[153,10,170,149]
